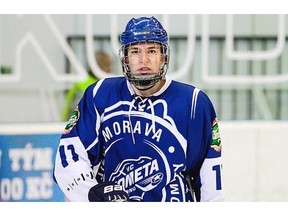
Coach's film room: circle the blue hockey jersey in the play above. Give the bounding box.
[53,77,224,202]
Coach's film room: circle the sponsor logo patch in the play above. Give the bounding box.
[211,119,222,152]
[63,107,80,134]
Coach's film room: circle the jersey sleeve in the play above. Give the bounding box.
[53,82,103,201]
[186,89,225,201]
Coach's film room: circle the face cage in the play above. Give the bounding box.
[119,42,170,90]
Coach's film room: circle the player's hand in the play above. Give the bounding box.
[88,181,129,202]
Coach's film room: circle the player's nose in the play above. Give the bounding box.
[139,52,149,63]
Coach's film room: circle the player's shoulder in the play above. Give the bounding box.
[170,80,212,102]
[170,80,201,94]
[98,76,126,88]
[86,76,126,93]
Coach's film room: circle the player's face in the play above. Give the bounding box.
[126,42,164,75]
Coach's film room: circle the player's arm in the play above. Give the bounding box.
[54,83,101,201]
[187,90,225,201]
[198,118,224,201]
[54,81,129,202]
[198,91,225,201]
[54,136,97,201]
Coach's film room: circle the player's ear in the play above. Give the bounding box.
[125,57,129,64]
[160,54,167,63]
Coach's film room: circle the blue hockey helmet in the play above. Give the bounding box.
[119,16,170,90]
[120,16,168,46]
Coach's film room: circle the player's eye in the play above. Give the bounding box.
[148,48,160,54]
[132,50,139,54]
[130,49,140,55]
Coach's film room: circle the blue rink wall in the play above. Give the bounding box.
[0,123,65,202]
[1,121,288,202]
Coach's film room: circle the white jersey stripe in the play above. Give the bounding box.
[191,88,200,119]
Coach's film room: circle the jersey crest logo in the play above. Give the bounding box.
[103,98,188,201]
[211,119,222,152]
[63,106,80,134]
[109,156,164,201]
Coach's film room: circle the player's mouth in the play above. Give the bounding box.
[138,67,151,74]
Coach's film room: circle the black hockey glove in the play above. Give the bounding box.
[88,181,129,202]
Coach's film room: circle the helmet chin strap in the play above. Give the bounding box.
[132,78,166,94]
[133,83,156,91]
[126,71,163,91]
[129,74,163,91]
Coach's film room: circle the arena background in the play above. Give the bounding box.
[1,14,288,202]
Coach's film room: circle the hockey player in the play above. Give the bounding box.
[53,16,225,202]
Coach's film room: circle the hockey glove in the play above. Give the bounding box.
[88,181,129,202]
